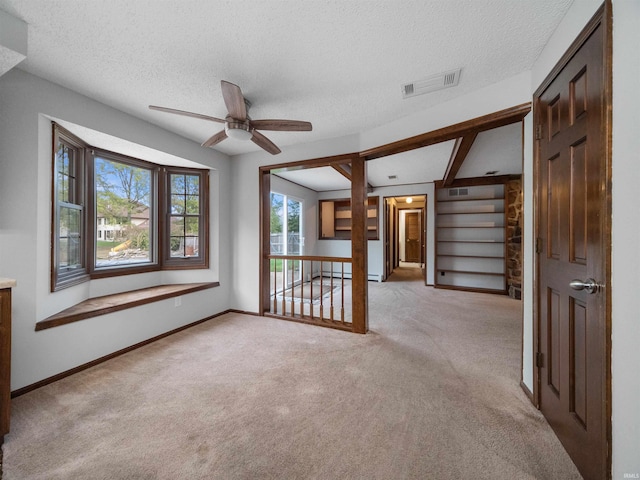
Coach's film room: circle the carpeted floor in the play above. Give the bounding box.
[1,268,582,479]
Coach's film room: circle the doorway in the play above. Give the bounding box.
[384,195,426,283]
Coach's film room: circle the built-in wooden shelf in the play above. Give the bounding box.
[319,196,379,240]
[437,240,505,244]
[437,269,505,276]
[437,254,504,259]
[437,225,503,229]
[435,183,507,294]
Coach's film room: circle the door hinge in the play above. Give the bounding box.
[535,237,543,254]
[535,124,543,140]
[536,352,544,368]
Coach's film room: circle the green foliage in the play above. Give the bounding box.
[130,227,149,250]
[287,198,300,233]
[95,157,151,224]
[270,193,283,233]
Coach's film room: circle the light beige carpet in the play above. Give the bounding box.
[2,268,582,479]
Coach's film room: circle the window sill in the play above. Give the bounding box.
[36,282,219,331]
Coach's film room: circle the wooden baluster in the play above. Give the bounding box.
[281,258,286,316]
[300,259,304,318]
[330,262,334,322]
[272,258,277,313]
[309,260,314,320]
[341,262,345,323]
[319,261,324,320]
[290,258,294,317]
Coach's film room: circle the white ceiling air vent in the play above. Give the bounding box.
[402,68,462,99]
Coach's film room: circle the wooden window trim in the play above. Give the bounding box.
[162,168,210,269]
[51,125,89,291]
[90,148,159,274]
[50,122,211,291]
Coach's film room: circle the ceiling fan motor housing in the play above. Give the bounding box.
[225,118,252,140]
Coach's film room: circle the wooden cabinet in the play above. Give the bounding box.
[0,283,14,444]
[319,197,379,240]
[435,184,506,293]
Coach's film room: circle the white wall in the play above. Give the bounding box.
[610,0,640,476]
[0,69,233,390]
[360,71,532,152]
[521,113,534,390]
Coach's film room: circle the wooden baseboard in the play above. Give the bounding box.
[12,308,238,398]
[520,380,536,406]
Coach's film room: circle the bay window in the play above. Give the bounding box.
[51,123,209,291]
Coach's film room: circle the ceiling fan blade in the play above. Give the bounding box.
[149,105,225,123]
[220,80,247,121]
[201,129,227,148]
[251,130,281,155]
[250,119,312,132]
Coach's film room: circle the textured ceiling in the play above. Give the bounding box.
[0,0,572,157]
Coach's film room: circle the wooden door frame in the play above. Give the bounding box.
[382,196,428,284]
[532,1,612,473]
[259,152,369,334]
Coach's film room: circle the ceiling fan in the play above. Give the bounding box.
[149,80,312,155]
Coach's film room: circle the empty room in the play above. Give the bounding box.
[0,1,638,479]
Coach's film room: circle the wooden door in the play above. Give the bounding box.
[405,212,420,263]
[536,13,608,480]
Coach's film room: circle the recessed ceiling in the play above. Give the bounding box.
[0,0,572,156]
[367,140,457,187]
[456,123,523,179]
[274,166,351,192]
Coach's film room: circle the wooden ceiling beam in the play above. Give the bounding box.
[442,132,478,187]
[332,164,352,181]
[360,102,530,161]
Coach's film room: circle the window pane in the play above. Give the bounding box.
[95,157,152,267]
[56,143,75,203]
[184,236,198,257]
[171,194,185,214]
[58,205,82,272]
[186,195,199,214]
[170,217,185,236]
[185,217,199,235]
[270,193,284,254]
[287,198,301,255]
[168,172,203,260]
[186,175,199,194]
[172,174,186,194]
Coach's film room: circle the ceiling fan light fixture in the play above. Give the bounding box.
[225,121,253,141]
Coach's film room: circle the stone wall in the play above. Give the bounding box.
[506,178,523,299]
